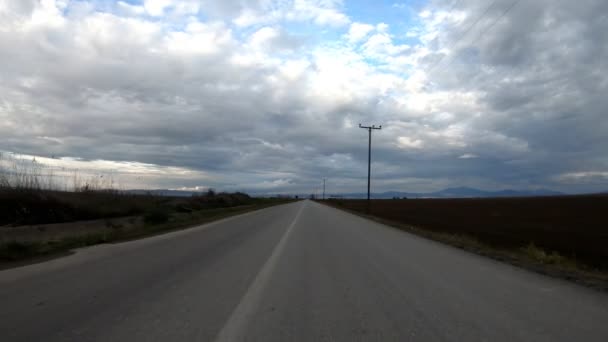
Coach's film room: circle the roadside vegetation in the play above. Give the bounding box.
[0,152,292,265]
[322,196,608,290]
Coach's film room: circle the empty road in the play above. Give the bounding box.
[1,200,607,341]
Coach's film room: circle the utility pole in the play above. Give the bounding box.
[359,124,382,201]
[322,178,326,200]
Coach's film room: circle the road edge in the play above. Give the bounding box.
[0,201,301,279]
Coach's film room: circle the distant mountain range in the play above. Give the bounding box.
[330,187,564,199]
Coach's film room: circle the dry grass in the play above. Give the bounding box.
[0,152,296,264]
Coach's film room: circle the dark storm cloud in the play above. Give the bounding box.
[407,0,608,193]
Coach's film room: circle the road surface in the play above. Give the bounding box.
[1,200,607,341]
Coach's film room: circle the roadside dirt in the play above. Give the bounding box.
[0,216,142,244]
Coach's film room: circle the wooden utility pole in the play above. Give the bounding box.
[359,124,382,201]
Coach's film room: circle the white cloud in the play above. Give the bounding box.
[251,178,294,189]
[362,32,409,57]
[555,172,608,184]
[165,21,233,55]
[23,0,66,30]
[346,22,374,43]
[249,26,299,52]
[419,9,432,19]
[143,0,173,17]
[288,0,350,26]
[233,9,269,27]
[117,1,146,16]
[173,185,211,192]
[376,22,389,33]
[397,136,424,149]
[234,0,350,28]
[279,59,310,80]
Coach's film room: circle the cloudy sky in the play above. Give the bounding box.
[1,0,607,194]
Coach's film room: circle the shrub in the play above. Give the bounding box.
[0,241,37,261]
[143,207,170,225]
[521,243,574,266]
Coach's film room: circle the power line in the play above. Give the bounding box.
[446,0,463,14]
[471,0,522,45]
[427,0,500,75]
[430,0,522,76]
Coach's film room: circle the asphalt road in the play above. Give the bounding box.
[1,200,607,341]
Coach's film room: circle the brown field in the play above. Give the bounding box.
[325,195,608,270]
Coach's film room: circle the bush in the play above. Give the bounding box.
[187,192,252,209]
[0,241,37,261]
[522,243,573,266]
[143,207,170,225]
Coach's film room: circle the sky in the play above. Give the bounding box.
[1,0,607,195]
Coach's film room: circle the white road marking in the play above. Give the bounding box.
[214,201,306,342]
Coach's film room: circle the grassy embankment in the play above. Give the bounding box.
[0,152,292,264]
[0,189,292,264]
[322,196,608,290]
